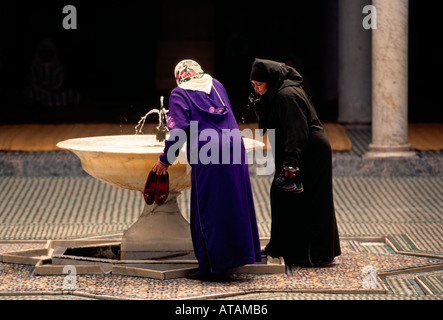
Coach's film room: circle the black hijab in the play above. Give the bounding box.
[249,58,304,131]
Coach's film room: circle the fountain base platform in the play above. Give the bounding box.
[0,237,284,280]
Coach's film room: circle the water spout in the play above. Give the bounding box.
[135,96,169,142]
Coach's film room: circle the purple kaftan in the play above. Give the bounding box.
[159,79,261,275]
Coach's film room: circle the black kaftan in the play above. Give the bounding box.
[251,59,341,266]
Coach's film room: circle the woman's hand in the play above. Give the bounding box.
[152,159,169,175]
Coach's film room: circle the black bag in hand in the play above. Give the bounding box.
[275,166,304,194]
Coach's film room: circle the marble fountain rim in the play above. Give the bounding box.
[56,134,168,155]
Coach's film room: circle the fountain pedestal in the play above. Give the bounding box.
[121,193,194,260]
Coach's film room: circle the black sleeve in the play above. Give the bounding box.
[275,89,309,169]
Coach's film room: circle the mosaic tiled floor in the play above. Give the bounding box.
[1,125,443,301]
[1,176,443,254]
[1,238,442,300]
[1,174,443,300]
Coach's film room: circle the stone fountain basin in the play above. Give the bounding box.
[56,134,189,192]
[56,134,263,193]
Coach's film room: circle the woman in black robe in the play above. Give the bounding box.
[249,58,341,267]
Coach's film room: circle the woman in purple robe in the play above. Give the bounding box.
[152,60,261,281]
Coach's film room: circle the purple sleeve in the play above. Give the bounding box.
[159,89,190,166]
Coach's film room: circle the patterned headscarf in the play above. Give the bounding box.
[174,59,205,86]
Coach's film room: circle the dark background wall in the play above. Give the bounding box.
[0,0,441,124]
